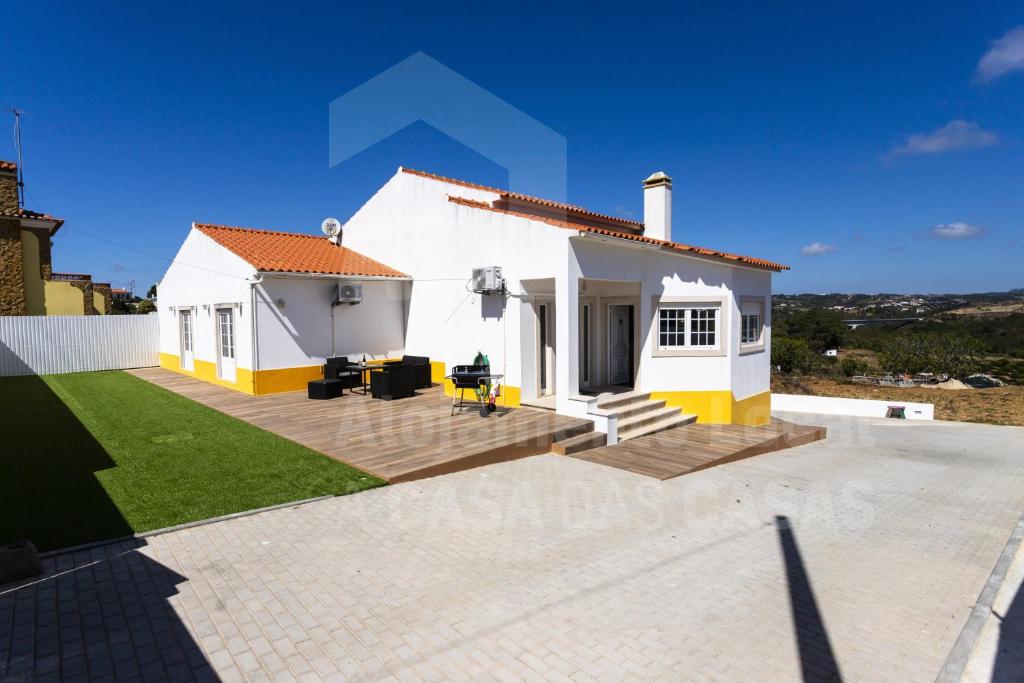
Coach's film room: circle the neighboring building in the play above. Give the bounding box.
[111,288,132,302]
[158,167,787,427]
[0,160,111,316]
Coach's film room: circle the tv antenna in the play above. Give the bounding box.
[12,108,25,208]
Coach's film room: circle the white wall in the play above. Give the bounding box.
[254,277,405,368]
[341,171,571,386]
[340,168,774,402]
[570,236,773,397]
[157,229,254,369]
[772,393,935,420]
[730,267,773,399]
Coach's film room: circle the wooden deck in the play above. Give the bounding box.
[571,419,826,480]
[128,368,591,483]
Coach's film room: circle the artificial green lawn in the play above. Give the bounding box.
[0,371,385,552]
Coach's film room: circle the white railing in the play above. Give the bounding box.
[0,314,160,376]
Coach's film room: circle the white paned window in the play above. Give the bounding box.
[658,305,719,350]
[741,301,763,345]
[180,311,193,351]
[217,309,235,359]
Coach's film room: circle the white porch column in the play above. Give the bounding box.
[555,242,580,414]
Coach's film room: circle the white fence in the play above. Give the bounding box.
[772,393,934,420]
[0,314,160,376]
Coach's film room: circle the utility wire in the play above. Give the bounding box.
[62,225,251,282]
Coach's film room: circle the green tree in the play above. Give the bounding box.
[146,283,157,299]
[839,357,868,377]
[136,299,157,314]
[879,333,981,377]
[771,336,819,374]
[774,309,848,354]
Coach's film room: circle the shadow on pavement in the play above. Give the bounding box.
[775,514,843,682]
[1,540,214,681]
[992,580,1024,682]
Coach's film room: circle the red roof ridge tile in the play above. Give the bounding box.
[401,167,644,229]
[447,195,789,271]
[194,222,326,240]
[0,160,16,172]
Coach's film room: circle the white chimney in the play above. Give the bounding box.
[642,171,672,242]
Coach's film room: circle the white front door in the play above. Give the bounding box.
[179,310,194,371]
[608,304,632,386]
[216,308,236,382]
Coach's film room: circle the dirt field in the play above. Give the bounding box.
[772,374,1024,426]
[947,301,1024,316]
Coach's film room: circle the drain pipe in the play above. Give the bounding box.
[249,275,262,394]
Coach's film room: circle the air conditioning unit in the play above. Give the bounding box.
[336,282,363,305]
[472,266,504,294]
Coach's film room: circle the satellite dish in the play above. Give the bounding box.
[321,217,342,238]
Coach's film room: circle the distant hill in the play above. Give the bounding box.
[774,289,1024,319]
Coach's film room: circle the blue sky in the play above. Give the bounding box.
[3,1,1022,294]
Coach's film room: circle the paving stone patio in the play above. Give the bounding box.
[2,414,1023,682]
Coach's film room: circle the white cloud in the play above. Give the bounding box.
[800,242,837,257]
[976,26,1024,82]
[887,120,998,159]
[930,222,984,240]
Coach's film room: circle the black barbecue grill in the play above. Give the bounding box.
[448,364,503,416]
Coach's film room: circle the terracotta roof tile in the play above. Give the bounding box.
[0,160,16,172]
[401,167,644,230]
[194,223,407,278]
[447,195,789,272]
[406,167,787,270]
[0,206,64,230]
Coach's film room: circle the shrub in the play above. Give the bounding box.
[879,333,981,378]
[771,336,820,374]
[840,357,869,377]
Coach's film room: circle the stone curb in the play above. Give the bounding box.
[38,494,336,559]
[935,509,1024,683]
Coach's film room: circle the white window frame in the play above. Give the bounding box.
[739,296,767,354]
[217,308,236,360]
[651,295,728,358]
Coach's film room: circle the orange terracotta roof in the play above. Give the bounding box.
[0,160,16,172]
[401,167,644,230]
[447,196,789,271]
[194,223,407,278]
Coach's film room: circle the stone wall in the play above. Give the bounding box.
[0,166,27,315]
[0,217,27,315]
[92,283,113,315]
[68,279,95,315]
[0,167,17,212]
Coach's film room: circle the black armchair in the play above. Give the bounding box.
[370,363,416,400]
[324,357,360,389]
[400,355,432,389]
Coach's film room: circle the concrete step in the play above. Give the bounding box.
[618,412,697,442]
[595,389,651,410]
[617,406,684,433]
[551,431,607,455]
[606,398,667,421]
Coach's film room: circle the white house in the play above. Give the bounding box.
[158,167,787,430]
